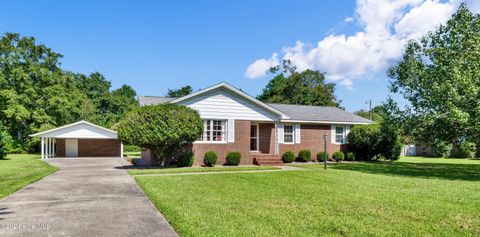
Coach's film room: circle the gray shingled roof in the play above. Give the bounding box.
[138,96,174,106]
[268,103,373,124]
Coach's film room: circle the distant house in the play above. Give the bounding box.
[139,82,373,165]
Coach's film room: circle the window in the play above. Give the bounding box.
[334,125,349,144]
[199,120,226,142]
[250,124,258,151]
[284,125,294,143]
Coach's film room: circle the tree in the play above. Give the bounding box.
[115,104,203,166]
[0,127,6,160]
[257,60,340,107]
[348,122,401,161]
[167,85,193,98]
[354,105,387,122]
[387,4,480,145]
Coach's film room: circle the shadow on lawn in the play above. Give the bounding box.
[331,162,480,181]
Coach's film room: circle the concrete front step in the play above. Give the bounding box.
[253,155,284,166]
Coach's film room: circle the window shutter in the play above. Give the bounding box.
[331,125,336,144]
[228,119,235,143]
[345,125,350,144]
[295,124,301,144]
[278,123,284,144]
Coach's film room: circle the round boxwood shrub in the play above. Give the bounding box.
[345,152,356,161]
[333,151,345,162]
[203,151,218,167]
[226,151,241,166]
[298,150,311,162]
[177,152,195,167]
[432,140,452,158]
[457,142,476,158]
[282,151,295,163]
[316,151,329,162]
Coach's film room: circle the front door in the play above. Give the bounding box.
[250,124,258,151]
[65,139,78,157]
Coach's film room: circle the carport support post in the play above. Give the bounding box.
[45,138,49,159]
[120,143,124,158]
[41,137,45,159]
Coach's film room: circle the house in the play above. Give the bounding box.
[139,82,373,165]
[30,120,123,159]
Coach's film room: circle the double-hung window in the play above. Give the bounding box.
[199,120,226,142]
[284,125,294,143]
[334,125,349,144]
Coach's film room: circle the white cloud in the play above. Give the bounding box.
[245,0,479,88]
[245,53,279,79]
[344,17,354,23]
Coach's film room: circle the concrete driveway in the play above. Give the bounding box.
[0,158,177,237]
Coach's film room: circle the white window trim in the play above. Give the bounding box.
[194,119,228,144]
[283,124,295,144]
[250,123,259,152]
[332,125,350,145]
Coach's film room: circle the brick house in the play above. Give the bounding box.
[139,82,373,165]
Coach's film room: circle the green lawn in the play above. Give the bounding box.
[0,154,57,199]
[135,157,480,236]
[129,166,279,175]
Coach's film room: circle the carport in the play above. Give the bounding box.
[30,120,123,159]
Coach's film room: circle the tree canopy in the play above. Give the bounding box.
[115,104,203,166]
[167,85,193,98]
[386,4,480,145]
[0,33,137,151]
[257,60,340,107]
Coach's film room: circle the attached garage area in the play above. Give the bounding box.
[30,120,123,159]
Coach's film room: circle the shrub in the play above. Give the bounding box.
[115,104,203,166]
[203,151,218,167]
[298,150,312,162]
[178,152,195,167]
[282,151,296,163]
[457,142,476,158]
[316,151,329,162]
[345,152,355,161]
[0,132,6,160]
[333,151,345,162]
[226,151,241,166]
[431,140,452,158]
[378,122,402,160]
[124,145,141,152]
[347,124,381,161]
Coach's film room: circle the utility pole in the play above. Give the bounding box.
[366,99,372,121]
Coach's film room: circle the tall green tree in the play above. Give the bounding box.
[386,4,480,144]
[167,85,192,98]
[257,60,340,107]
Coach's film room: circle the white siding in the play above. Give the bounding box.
[41,124,117,139]
[179,88,280,121]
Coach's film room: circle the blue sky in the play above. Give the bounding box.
[1,0,476,112]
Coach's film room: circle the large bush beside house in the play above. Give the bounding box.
[115,104,203,166]
[333,151,344,162]
[203,151,218,167]
[298,150,311,162]
[348,122,401,161]
[282,151,295,163]
[316,151,329,162]
[432,140,452,158]
[457,142,476,158]
[226,151,241,166]
[177,152,195,167]
[345,152,355,161]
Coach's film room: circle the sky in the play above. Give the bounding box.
[1,0,479,112]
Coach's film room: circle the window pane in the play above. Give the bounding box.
[285,134,293,143]
[284,125,294,143]
[250,138,257,151]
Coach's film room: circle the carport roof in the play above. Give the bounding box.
[29,120,118,139]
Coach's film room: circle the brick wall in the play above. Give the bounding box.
[279,124,347,159]
[192,120,252,165]
[55,138,120,157]
[56,139,65,157]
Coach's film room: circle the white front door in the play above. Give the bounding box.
[65,139,78,157]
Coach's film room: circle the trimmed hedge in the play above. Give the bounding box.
[226,151,241,166]
[298,150,312,162]
[282,151,296,163]
[177,152,195,167]
[203,151,218,167]
[316,151,329,162]
[333,151,345,162]
[345,152,355,161]
[458,142,476,158]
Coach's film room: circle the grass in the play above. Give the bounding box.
[0,154,57,199]
[135,156,480,236]
[129,166,279,175]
